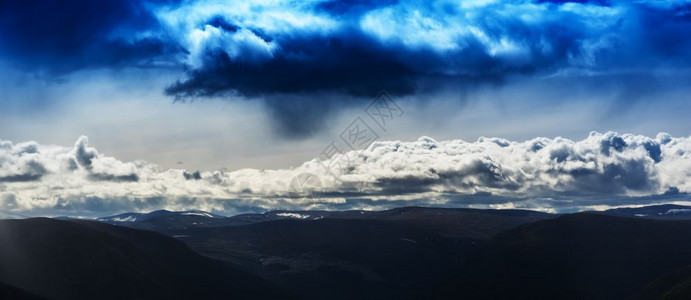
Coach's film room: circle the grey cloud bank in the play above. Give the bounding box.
[1,132,690,217]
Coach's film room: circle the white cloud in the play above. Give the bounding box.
[155,0,337,67]
[1,131,690,217]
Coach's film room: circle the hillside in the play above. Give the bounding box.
[0,218,289,300]
[441,213,691,299]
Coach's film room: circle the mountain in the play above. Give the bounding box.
[602,204,691,220]
[7,206,691,299]
[343,206,553,239]
[96,209,229,230]
[440,213,691,300]
[96,206,554,238]
[96,209,342,230]
[168,218,477,300]
[89,207,554,299]
[156,207,553,300]
[0,218,290,300]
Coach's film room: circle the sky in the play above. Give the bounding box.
[1,0,691,217]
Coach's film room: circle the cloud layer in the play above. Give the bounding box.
[1,132,690,217]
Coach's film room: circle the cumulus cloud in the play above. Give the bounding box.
[1,132,691,217]
[318,132,683,197]
[0,141,47,182]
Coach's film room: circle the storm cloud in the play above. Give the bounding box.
[1,0,690,136]
[0,0,183,74]
[158,0,691,98]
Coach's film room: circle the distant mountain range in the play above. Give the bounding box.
[2,205,691,299]
[598,204,691,220]
[97,206,553,238]
[95,204,691,231]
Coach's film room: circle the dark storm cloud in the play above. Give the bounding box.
[1,0,691,136]
[163,32,418,98]
[537,0,611,5]
[0,0,182,74]
[160,0,691,99]
[2,0,690,89]
[315,0,400,15]
[156,0,691,135]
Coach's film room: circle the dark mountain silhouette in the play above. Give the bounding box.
[168,218,476,299]
[155,208,553,300]
[345,206,554,239]
[440,213,691,300]
[0,281,46,300]
[0,218,289,300]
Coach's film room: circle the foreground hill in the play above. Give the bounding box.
[0,218,289,300]
[158,208,553,299]
[441,213,691,300]
[636,264,691,300]
[168,218,476,299]
[0,281,46,300]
